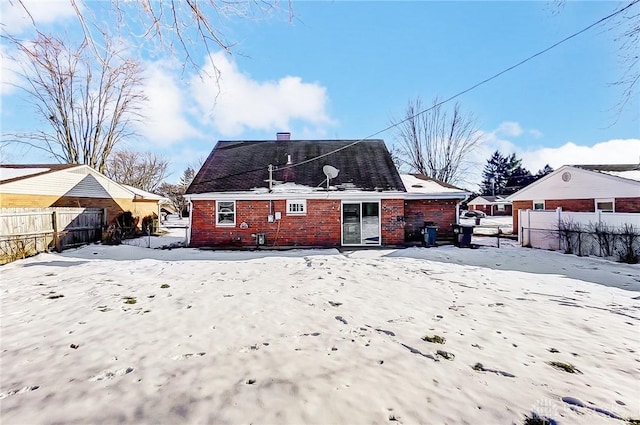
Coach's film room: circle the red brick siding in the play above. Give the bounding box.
[190,198,407,247]
[511,197,640,230]
[511,200,532,232]
[616,197,640,213]
[191,199,341,247]
[470,204,511,216]
[404,199,458,241]
[545,199,595,212]
[381,199,405,245]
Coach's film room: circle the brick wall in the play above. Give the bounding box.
[616,197,640,213]
[381,199,405,245]
[404,199,458,242]
[190,198,409,248]
[512,197,640,231]
[190,199,342,247]
[545,198,594,212]
[511,200,532,232]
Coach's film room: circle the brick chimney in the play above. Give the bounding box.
[276,132,291,141]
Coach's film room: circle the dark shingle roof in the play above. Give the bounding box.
[572,164,639,172]
[187,139,405,194]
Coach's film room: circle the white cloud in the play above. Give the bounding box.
[137,66,201,147]
[495,121,523,137]
[520,139,640,173]
[460,120,638,192]
[0,46,22,96]
[0,0,78,33]
[191,52,334,137]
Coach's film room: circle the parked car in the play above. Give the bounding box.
[463,210,486,218]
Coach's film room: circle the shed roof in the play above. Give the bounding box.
[187,139,405,194]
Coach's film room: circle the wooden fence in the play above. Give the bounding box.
[0,207,105,264]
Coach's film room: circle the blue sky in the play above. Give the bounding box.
[1,1,638,188]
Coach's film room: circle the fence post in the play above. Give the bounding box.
[556,207,562,251]
[52,210,61,252]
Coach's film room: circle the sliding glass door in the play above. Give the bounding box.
[342,202,380,246]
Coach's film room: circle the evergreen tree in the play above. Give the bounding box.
[480,151,508,195]
[480,151,533,195]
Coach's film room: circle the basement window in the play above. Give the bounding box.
[533,201,545,210]
[287,200,307,216]
[595,198,614,212]
[216,201,236,226]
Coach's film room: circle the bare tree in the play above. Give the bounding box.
[391,97,482,185]
[3,33,145,172]
[105,150,170,192]
[158,167,195,218]
[8,0,292,72]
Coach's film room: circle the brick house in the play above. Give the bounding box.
[185,137,470,248]
[0,164,164,224]
[507,164,640,232]
[467,195,512,216]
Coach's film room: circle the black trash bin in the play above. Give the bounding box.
[452,224,474,247]
[422,222,438,247]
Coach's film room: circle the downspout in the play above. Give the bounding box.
[186,198,193,246]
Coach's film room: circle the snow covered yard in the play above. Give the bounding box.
[1,243,639,424]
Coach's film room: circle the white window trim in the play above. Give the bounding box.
[533,200,545,210]
[595,198,615,213]
[216,200,236,226]
[497,204,506,211]
[286,199,307,216]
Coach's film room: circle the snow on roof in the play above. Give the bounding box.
[400,174,467,194]
[122,184,166,201]
[600,170,640,182]
[0,167,50,181]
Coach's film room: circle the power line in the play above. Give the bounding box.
[191,0,638,187]
[277,0,639,171]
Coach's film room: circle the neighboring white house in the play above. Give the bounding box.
[507,164,640,234]
[467,195,512,216]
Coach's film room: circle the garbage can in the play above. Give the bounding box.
[475,217,481,225]
[452,224,474,247]
[423,222,438,247]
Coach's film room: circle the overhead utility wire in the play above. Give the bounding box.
[192,0,638,187]
[275,0,639,171]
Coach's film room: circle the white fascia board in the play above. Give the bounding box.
[185,191,404,201]
[402,192,471,200]
[186,190,469,201]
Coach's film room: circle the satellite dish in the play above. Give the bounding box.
[323,165,339,179]
[322,165,340,190]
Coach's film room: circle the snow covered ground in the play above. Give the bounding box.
[1,240,639,424]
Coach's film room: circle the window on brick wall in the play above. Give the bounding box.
[497,204,505,211]
[286,199,306,215]
[533,201,545,210]
[216,201,236,226]
[595,198,614,212]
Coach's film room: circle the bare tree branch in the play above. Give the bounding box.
[2,33,145,172]
[391,97,482,185]
[105,150,170,192]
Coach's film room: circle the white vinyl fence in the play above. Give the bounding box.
[0,207,105,264]
[519,208,640,260]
